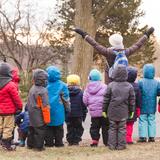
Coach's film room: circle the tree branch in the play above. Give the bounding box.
[95,0,119,26]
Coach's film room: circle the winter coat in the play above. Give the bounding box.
[67,86,87,118]
[85,35,147,82]
[83,81,107,117]
[46,66,69,126]
[27,69,49,127]
[138,64,160,114]
[0,63,22,115]
[103,65,135,121]
[15,110,29,133]
[127,67,141,122]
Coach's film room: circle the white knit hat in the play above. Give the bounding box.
[109,33,124,49]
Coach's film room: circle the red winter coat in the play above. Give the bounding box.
[0,81,22,115]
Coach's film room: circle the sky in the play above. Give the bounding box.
[1,0,160,39]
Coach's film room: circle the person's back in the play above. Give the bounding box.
[45,66,69,147]
[66,74,87,145]
[83,69,108,147]
[0,63,22,151]
[103,64,135,150]
[138,64,160,142]
[27,69,49,151]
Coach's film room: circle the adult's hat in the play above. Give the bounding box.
[109,33,124,49]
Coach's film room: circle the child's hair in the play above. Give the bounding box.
[89,69,102,81]
[67,74,80,85]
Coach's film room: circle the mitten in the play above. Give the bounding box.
[136,108,140,118]
[144,27,154,38]
[129,112,134,119]
[74,28,88,39]
[158,105,160,113]
[102,112,107,118]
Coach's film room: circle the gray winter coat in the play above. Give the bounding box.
[27,69,49,127]
[103,65,135,121]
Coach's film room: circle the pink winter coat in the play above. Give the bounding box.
[83,81,107,117]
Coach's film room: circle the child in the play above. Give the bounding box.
[126,67,141,144]
[83,69,108,147]
[27,69,49,151]
[138,64,160,142]
[66,74,87,146]
[103,64,135,150]
[45,66,70,147]
[0,62,22,151]
[74,27,154,83]
[15,105,29,147]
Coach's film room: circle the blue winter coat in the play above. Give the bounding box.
[138,64,160,114]
[46,66,69,126]
[67,86,87,118]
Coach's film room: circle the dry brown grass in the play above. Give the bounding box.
[0,141,160,160]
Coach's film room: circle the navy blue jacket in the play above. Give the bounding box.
[67,86,87,119]
[15,110,29,133]
[127,67,141,122]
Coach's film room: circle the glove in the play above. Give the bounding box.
[158,105,160,113]
[74,28,88,39]
[102,112,107,118]
[136,108,140,118]
[129,112,134,119]
[144,27,154,38]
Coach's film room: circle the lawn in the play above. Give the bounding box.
[1,141,160,160]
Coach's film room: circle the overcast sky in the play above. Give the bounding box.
[1,0,160,39]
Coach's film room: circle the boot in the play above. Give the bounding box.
[137,137,147,143]
[2,138,16,151]
[90,140,98,147]
[148,137,155,142]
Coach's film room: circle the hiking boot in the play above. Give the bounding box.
[108,146,116,150]
[148,137,155,142]
[137,137,147,143]
[18,140,25,147]
[2,139,16,151]
[127,142,134,145]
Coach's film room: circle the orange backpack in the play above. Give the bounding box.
[36,95,51,124]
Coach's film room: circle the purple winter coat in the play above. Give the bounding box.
[83,81,107,117]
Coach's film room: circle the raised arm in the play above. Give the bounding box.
[74,28,112,57]
[126,27,154,57]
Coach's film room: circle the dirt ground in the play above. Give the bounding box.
[1,141,160,160]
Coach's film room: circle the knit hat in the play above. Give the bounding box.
[67,74,80,85]
[89,69,102,81]
[109,33,124,49]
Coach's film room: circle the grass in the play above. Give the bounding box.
[1,141,160,160]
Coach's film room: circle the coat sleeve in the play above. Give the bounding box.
[8,83,23,110]
[81,92,88,117]
[128,86,135,113]
[136,85,141,109]
[83,89,89,107]
[15,112,24,125]
[125,35,148,57]
[85,35,112,57]
[157,81,160,96]
[103,85,111,113]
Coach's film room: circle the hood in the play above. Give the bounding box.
[68,85,81,96]
[33,69,48,87]
[12,67,20,84]
[0,62,12,89]
[87,81,104,94]
[143,64,155,79]
[112,64,128,82]
[46,66,61,82]
[127,66,137,83]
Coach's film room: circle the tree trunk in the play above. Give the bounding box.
[72,0,96,88]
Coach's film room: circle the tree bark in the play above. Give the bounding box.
[72,0,96,88]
